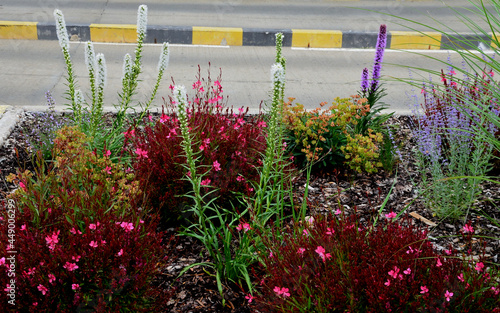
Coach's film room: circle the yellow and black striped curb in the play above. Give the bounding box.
[0,21,494,50]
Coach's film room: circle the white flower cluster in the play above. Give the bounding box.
[157,42,170,74]
[122,53,132,81]
[137,5,148,38]
[54,9,69,51]
[84,42,96,74]
[96,53,107,89]
[271,63,285,85]
[174,85,188,108]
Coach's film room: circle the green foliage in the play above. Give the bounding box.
[282,96,384,173]
[7,126,142,229]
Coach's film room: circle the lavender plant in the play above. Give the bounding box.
[412,70,498,220]
[22,91,69,160]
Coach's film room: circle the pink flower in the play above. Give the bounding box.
[315,246,331,262]
[117,249,124,256]
[236,176,245,182]
[404,268,411,275]
[123,129,135,137]
[63,262,79,272]
[444,290,453,302]
[20,224,26,231]
[0,258,4,266]
[384,279,391,287]
[119,222,134,232]
[257,121,267,128]
[72,284,80,291]
[450,69,456,75]
[302,229,309,236]
[297,248,306,255]
[236,222,251,233]
[385,212,397,219]
[213,160,221,171]
[463,224,474,233]
[326,227,335,235]
[273,286,290,297]
[134,148,148,159]
[475,262,484,273]
[104,150,111,157]
[45,230,60,250]
[388,266,400,279]
[201,178,211,186]
[89,241,98,248]
[458,273,465,282]
[19,181,26,190]
[48,274,55,284]
[420,286,429,294]
[37,284,48,295]
[334,209,341,215]
[160,114,169,123]
[445,249,452,255]
[491,286,500,296]
[70,228,82,235]
[89,222,99,230]
[105,166,112,174]
[245,294,254,303]
[436,258,442,267]
[72,255,81,262]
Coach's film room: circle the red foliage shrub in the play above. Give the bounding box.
[254,214,500,312]
[129,67,267,221]
[0,126,169,311]
[0,203,166,312]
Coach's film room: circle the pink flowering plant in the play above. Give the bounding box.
[129,66,267,223]
[253,213,499,312]
[0,202,167,312]
[1,128,169,311]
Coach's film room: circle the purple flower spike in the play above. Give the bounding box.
[371,24,387,92]
[361,67,369,94]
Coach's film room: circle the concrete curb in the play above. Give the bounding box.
[0,106,24,148]
[0,21,493,49]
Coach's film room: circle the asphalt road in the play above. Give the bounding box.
[0,0,493,114]
[0,39,474,115]
[0,0,487,32]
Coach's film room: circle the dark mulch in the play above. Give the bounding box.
[0,112,499,312]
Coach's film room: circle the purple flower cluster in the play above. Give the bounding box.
[371,24,387,93]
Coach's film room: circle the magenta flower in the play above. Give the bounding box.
[201,178,211,186]
[458,273,465,282]
[385,211,397,219]
[245,294,254,303]
[315,246,331,262]
[104,150,111,157]
[444,290,453,302]
[384,279,390,287]
[475,262,484,273]
[436,258,442,267]
[0,258,4,266]
[326,227,335,235]
[105,166,112,174]
[45,230,60,250]
[403,268,411,275]
[463,224,474,233]
[134,148,148,159]
[117,249,124,256]
[37,284,48,295]
[72,284,80,291]
[63,262,79,272]
[388,266,400,279]
[213,160,221,171]
[297,248,306,255]
[89,222,99,230]
[20,224,26,231]
[89,241,98,248]
[273,286,290,297]
[48,274,56,284]
[70,227,82,235]
[334,209,341,215]
[420,286,429,294]
[238,223,251,232]
[118,222,134,232]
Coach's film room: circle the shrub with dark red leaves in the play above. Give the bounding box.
[0,126,169,312]
[254,214,500,312]
[129,67,267,221]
